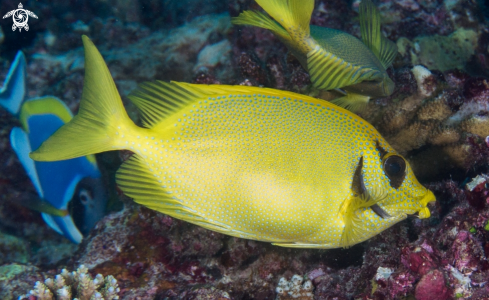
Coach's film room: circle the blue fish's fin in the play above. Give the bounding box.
[10,127,44,197]
[41,213,63,234]
[42,213,83,244]
[231,10,291,42]
[307,45,380,92]
[330,92,370,112]
[359,0,397,68]
[0,51,27,115]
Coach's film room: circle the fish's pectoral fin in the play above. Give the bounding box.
[359,0,397,68]
[330,92,370,113]
[338,191,390,248]
[307,46,379,93]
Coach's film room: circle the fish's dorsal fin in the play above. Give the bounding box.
[254,0,313,36]
[0,51,27,115]
[130,81,326,130]
[307,45,380,92]
[359,0,397,68]
[128,81,207,129]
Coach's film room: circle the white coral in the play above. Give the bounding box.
[275,274,314,300]
[21,265,120,300]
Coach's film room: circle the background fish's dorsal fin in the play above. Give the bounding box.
[359,0,397,68]
[0,51,27,115]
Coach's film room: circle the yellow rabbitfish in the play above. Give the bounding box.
[232,0,398,112]
[30,36,435,248]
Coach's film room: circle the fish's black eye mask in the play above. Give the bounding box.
[375,141,407,189]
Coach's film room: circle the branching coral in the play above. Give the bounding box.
[364,66,489,180]
[22,265,119,300]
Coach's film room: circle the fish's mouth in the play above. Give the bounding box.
[416,190,436,219]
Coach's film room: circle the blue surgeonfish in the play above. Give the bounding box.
[10,96,107,243]
[0,51,27,115]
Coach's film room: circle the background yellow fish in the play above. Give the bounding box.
[232,0,397,112]
[30,36,434,248]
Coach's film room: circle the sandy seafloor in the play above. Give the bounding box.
[1,0,489,299]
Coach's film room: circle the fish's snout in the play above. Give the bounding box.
[417,190,436,219]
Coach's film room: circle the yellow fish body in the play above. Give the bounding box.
[232,0,398,112]
[30,36,435,248]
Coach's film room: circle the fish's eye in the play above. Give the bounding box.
[383,155,406,189]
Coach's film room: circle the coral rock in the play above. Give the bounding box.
[414,269,450,300]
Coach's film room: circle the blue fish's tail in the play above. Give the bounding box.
[0,51,27,115]
[30,36,136,162]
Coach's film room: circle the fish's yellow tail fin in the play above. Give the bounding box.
[233,0,314,45]
[255,0,313,36]
[231,11,291,41]
[30,35,134,161]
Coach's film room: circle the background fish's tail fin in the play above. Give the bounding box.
[233,0,313,40]
[231,10,291,42]
[30,35,134,161]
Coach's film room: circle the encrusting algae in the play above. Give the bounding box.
[232,0,397,112]
[30,36,435,249]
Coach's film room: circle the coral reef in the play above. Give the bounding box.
[275,275,314,300]
[19,265,119,300]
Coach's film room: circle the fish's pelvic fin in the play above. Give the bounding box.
[30,35,134,161]
[359,0,397,68]
[307,45,379,93]
[231,11,290,42]
[330,92,370,113]
[339,189,387,248]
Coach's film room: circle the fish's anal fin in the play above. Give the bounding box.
[359,0,397,68]
[116,153,223,230]
[272,242,337,249]
[307,45,379,93]
[330,92,370,113]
